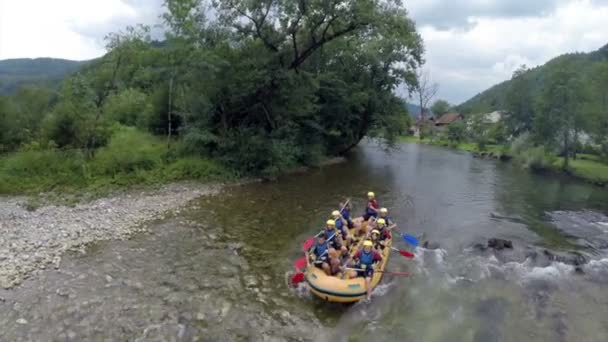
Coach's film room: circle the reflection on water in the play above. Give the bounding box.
[1,141,608,341]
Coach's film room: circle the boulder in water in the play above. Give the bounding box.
[543,249,588,266]
[422,241,441,250]
[487,238,513,250]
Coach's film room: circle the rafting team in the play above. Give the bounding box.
[305,192,394,300]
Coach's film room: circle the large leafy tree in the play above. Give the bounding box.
[536,65,587,168]
[505,65,535,136]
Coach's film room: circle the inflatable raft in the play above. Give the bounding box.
[305,223,392,303]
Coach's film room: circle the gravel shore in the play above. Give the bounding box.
[0,182,224,289]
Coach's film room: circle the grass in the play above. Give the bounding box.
[555,157,608,185]
[399,136,502,154]
[401,135,608,187]
[0,128,235,198]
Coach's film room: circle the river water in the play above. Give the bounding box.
[1,141,608,341]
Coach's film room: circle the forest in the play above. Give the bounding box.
[0,0,422,194]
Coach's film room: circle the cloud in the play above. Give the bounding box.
[0,0,163,60]
[407,0,562,31]
[409,0,608,104]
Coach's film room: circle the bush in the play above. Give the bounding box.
[92,128,165,176]
[516,146,556,171]
[0,149,86,193]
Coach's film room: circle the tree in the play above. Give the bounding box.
[447,121,466,143]
[505,65,535,136]
[431,99,450,117]
[412,69,438,121]
[410,69,438,140]
[537,66,587,168]
[590,61,608,159]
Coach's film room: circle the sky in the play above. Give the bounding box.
[1,0,608,104]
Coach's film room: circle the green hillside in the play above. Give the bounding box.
[458,43,608,113]
[0,58,88,94]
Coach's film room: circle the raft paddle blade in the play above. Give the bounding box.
[399,250,415,258]
[302,238,315,251]
[294,257,307,271]
[403,234,419,247]
[291,272,305,286]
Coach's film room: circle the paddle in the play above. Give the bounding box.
[301,199,350,251]
[291,232,337,284]
[390,246,415,259]
[344,267,411,276]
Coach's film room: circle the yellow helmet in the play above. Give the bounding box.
[367,191,375,198]
[377,218,386,226]
[332,210,340,217]
[363,240,373,247]
[371,229,380,235]
[326,219,336,227]
[380,207,388,214]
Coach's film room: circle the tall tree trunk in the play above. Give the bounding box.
[167,75,174,148]
[563,129,570,169]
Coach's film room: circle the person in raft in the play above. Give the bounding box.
[307,233,331,275]
[378,208,397,230]
[322,219,348,256]
[339,201,355,229]
[355,191,380,235]
[363,192,380,221]
[332,210,352,247]
[375,218,392,242]
[370,229,383,251]
[349,240,382,300]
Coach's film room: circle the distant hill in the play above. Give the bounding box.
[0,58,89,94]
[404,102,434,119]
[457,43,608,114]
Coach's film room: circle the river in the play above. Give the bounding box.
[1,141,608,341]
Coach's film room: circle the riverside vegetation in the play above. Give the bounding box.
[405,44,608,186]
[0,0,421,196]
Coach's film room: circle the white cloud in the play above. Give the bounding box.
[0,0,162,60]
[409,0,608,104]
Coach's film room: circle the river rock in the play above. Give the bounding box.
[422,241,441,250]
[543,249,588,266]
[488,238,513,250]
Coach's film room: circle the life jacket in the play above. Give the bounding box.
[378,227,391,240]
[340,208,351,220]
[365,199,379,215]
[335,219,348,236]
[359,250,375,266]
[314,241,329,258]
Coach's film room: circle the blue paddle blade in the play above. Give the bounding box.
[403,234,419,247]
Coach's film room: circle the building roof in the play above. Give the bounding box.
[435,113,462,125]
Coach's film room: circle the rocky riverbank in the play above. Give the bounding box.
[0,182,227,289]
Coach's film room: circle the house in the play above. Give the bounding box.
[434,113,463,132]
[410,117,435,137]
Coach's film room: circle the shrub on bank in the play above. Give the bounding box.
[92,128,165,176]
[0,149,86,193]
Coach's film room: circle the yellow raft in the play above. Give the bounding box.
[305,223,392,303]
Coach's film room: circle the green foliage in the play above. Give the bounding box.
[0,149,87,193]
[447,121,466,143]
[92,128,164,176]
[514,146,556,172]
[103,88,154,128]
[1,0,425,192]
[431,99,451,117]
